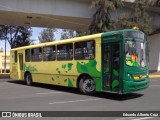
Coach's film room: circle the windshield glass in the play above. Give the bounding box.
[126,40,147,67]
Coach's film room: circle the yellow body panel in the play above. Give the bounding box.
[10,34,102,89]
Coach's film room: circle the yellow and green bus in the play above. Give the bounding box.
[10,29,149,95]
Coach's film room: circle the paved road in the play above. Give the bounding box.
[0,78,159,120]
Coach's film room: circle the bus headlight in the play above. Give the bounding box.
[127,73,132,80]
[134,75,140,80]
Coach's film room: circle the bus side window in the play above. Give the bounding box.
[86,41,95,59]
[74,40,95,60]
[25,49,30,62]
[57,43,73,60]
[67,44,73,60]
[31,47,42,61]
[14,51,17,63]
[74,42,82,60]
[43,46,56,61]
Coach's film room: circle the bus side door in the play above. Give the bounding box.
[102,35,123,92]
[18,53,24,80]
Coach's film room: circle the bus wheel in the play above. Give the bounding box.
[25,73,33,86]
[79,77,95,95]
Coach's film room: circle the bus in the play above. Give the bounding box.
[10,29,149,95]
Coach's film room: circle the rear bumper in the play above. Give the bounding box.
[123,78,149,93]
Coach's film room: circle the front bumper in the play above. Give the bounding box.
[123,78,149,93]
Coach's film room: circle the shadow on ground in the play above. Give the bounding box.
[8,80,143,101]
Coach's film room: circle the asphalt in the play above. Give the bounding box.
[0,78,159,120]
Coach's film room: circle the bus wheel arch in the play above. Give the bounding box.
[77,74,96,95]
[24,71,33,86]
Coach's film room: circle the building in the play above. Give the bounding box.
[0,48,10,74]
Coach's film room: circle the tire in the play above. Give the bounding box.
[79,76,96,95]
[25,73,33,86]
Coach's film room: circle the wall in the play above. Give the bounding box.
[0,52,10,73]
[149,33,160,72]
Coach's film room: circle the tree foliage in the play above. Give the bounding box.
[88,0,123,34]
[60,29,76,40]
[0,25,32,48]
[60,29,87,40]
[89,0,157,35]
[75,31,88,37]
[117,0,155,35]
[38,28,57,43]
[155,0,160,6]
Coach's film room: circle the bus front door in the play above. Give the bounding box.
[102,42,121,92]
[18,54,24,79]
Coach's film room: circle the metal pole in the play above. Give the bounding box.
[4,38,6,73]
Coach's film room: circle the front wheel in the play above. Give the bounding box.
[25,73,33,86]
[79,77,96,95]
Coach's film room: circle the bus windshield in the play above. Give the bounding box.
[125,40,147,67]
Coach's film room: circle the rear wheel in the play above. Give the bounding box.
[79,76,95,95]
[25,73,33,86]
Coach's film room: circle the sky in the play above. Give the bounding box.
[30,27,44,43]
[0,27,61,52]
[30,27,61,43]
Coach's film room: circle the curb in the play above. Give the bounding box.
[149,75,160,78]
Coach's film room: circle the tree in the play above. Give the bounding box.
[60,29,88,40]
[88,0,123,34]
[117,0,156,35]
[60,29,76,40]
[38,28,57,43]
[75,31,88,37]
[0,25,32,48]
[132,0,155,34]
[155,0,160,6]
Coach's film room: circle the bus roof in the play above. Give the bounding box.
[102,29,143,37]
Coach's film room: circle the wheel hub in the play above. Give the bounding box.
[83,79,95,92]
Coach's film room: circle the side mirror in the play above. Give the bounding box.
[124,43,129,54]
